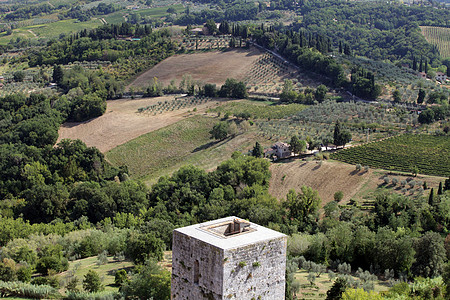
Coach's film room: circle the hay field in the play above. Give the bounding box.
[57,96,222,153]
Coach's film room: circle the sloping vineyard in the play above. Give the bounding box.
[420,26,450,58]
[137,96,213,114]
[331,134,450,176]
[244,52,299,95]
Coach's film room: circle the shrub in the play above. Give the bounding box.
[115,269,128,287]
[334,191,344,202]
[36,256,69,275]
[355,164,362,171]
[0,281,60,299]
[238,261,247,268]
[83,270,103,293]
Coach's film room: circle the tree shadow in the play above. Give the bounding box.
[106,266,134,277]
[350,170,359,176]
[192,140,220,153]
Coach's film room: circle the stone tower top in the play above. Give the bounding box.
[173,216,286,250]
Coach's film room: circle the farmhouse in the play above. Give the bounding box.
[264,142,292,159]
[171,217,287,300]
[436,72,447,82]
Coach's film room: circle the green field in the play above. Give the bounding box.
[331,134,450,177]
[57,256,134,292]
[106,115,258,185]
[0,19,102,45]
[421,26,450,58]
[209,100,306,119]
[294,269,389,299]
[103,5,184,24]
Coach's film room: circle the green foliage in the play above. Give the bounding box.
[71,93,106,122]
[251,142,264,158]
[219,78,248,99]
[332,134,450,176]
[36,255,68,275]
[114,269,128,287]
[210,101,306,120]
[289,135,307,155]
[121,259,171,300]
[125,232,164,264]
[83,270,103,293]
[0,280,60,299]
[326,277,348,300]
[210,122,230,140]
[334,121,352,148]
[283,186,321,226]
[334,191,344,202]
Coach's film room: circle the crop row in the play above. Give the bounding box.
[331,134,450,177]
[138,96,213,114]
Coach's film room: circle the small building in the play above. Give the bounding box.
[171,217,287,300]
[436,72,447,82]
[264,142,292,159]
[418,72,427,79]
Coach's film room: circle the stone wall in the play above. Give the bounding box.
[222,236,287,300]
[172,230,224,300]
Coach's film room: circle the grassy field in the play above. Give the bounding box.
[106,115,259,185]
[209,100,306,119]
[294,269,389,299]
[331,134,450,177]
[0,19,102,44]
[56,256,134,293]
[420,26,450,58]
[103,5,184,24]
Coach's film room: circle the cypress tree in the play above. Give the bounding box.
[438,182,443,195]
[429,188,434,206]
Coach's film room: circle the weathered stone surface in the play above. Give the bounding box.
[171,217,287,300]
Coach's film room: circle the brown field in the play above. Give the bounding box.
[269,160,369,204]
[128,48,263,89]
[269,159,444,205]
[57,96,223,153]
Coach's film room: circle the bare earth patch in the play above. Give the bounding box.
[269,159,445,205]
[269,160,370,204]
[57,96,222,153]
[127,48,264,89]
